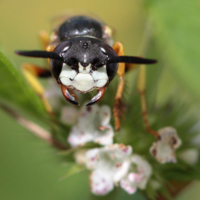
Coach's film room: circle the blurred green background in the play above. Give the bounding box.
[0,0,200,199]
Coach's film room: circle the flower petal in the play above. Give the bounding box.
[85,144,132,195]
[113,160,131,183]
[120,155,152,193]
[85,144,132,172]
[60,106,79,125]
[120,178,137,194]
[150,127,182,164]
[99,105,111,126]
[78,104,99,127]
[44,79,63,109]
[67,126,93,147]
[85,148,100,170]
[90,170,114,195]
[74,149,87,165]
[131,155,152,189]
[94,125,114,145]
[179,148,199,165]
[67,104,114,146]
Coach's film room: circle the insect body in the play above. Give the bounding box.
[16,15,157,130]
[50,16,120,106]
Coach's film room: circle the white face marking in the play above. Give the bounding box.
[59,62,108,92]
[92,65,108,81]
[84,54,87,63]
[72,74,94,92]
[60,63,77,79]
[78,63,91,73]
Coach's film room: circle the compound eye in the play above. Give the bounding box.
[100,43,118,82]
[53,41,72,55]
[50,58,63,81]
[50,41,72,81]
[100,42,116,57]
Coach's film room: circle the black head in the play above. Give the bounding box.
[16,37,157,84]
[50,37,118,83]
[15,38,157,106]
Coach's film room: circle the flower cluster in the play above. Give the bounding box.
[61,103,182,196]
[66,104,114,147]
[74,144,152,195]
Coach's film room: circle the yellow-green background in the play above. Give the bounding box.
[0,0,200,199]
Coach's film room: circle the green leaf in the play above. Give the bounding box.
[0,51,46,116]
[59,164,86,181]
[145,0,200,101]
[0,108,90,200]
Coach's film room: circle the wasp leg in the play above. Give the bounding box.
[39,30,51,50]
[125,63,139,72]
[112,42,126,131]
[137,65,158,138]
[39,30,55,66]
[21,63,53,114]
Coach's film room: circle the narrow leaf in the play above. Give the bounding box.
[0,51,46,116]
[59,164,86,181]
[145,0,200,101]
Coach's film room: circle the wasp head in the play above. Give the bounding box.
[16,38,156,106]
[51,37,118,92]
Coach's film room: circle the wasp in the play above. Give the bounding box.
[16,15,157,131]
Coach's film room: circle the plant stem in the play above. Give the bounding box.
[0,103,67,150]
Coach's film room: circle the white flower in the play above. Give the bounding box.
[61,106,79,125]
[74,149,87,166]
[120,155,152,194]
[84,144,152,195]
[44,79,80,110]
[67,104,114,147]
[44,79,62,98]
[179,148,199,165]
[85,144,132,195]
[89,170,114,195]
[44,79,63,109]
[191,133,200,146]
[150,127,182,163]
